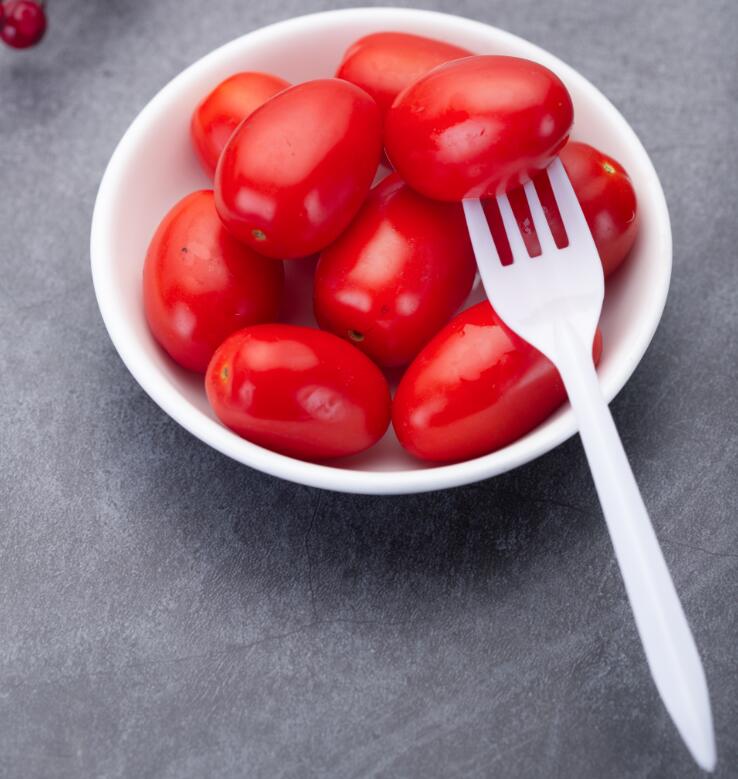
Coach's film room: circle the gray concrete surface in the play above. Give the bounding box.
[1,1,736,777]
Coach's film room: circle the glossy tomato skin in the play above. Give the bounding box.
[215,79,382,259]
[206,325,391,460]
[143,191,284,373]
[385,56,574,201]
[314,173,477,367]
[336,32,472,119]
[558,142,638,277]
[393,301,603,462]
[191,72,290,178]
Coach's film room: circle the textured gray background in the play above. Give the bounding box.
[1,1,736,777]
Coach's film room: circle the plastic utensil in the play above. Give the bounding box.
[463,158,716,771]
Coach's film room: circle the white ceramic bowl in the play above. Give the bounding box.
[90,7,671,494]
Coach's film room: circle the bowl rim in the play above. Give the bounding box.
[90,6,672,495]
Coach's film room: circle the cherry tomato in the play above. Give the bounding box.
[477,142,638,277]
[385,55,574,201]
[313,173,477,367]
[215,79,382,259]
[190,72,290,178]
[393,301,603,462]
[143,191,284,373]
[0,0,47,49]
[206,325,391,460]
[336,32,472,119]
[558,142,638,277]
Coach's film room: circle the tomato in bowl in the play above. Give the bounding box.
[90,8,671,494]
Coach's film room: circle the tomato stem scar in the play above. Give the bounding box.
[348,330,364,342]
[251,229,267,241]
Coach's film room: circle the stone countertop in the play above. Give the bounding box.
[0,1,736,776]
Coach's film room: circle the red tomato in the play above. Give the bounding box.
[313,173,477,367]
[393,301,603,462]
[206,325,391,460]
[558,142,638,277]
[190,72,290,178]
[336,32,472,118]
[143,191,284,373]
[384,56,574,201]
[477,142,638,278]
[215,79,382,259]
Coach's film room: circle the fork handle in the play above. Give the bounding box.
[552,320,716,771]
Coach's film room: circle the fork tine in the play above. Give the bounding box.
[496,192,529,262]
[462,198,507,296]
[523,179,557,254]
[547,157,590,237]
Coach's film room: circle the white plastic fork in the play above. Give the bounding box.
[463,158,716,771]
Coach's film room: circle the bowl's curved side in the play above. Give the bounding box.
[91,7,671,495]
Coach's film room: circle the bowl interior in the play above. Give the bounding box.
[91,8,670,494]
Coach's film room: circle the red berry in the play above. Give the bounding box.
[1,0,47,49]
